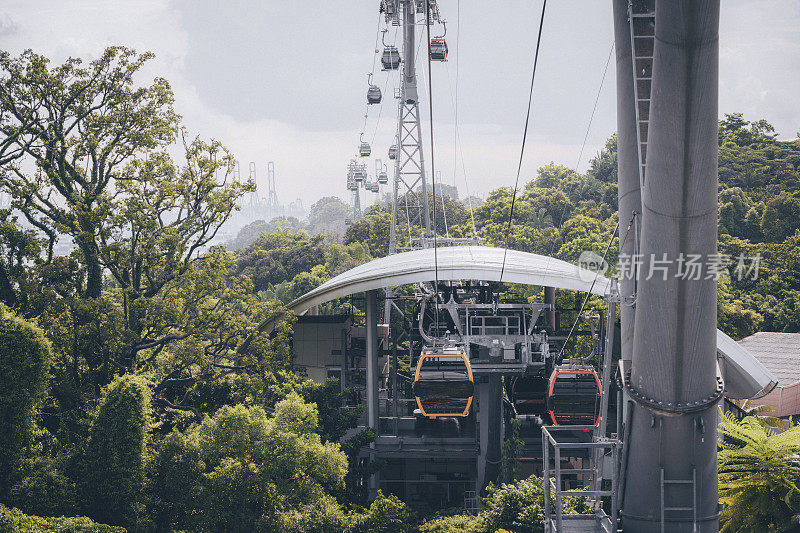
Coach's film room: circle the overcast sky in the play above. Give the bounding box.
[1,1,798,208]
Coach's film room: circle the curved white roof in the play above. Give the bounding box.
[288,246,612,312]
[284,245,775,400]
[717,330,777,399]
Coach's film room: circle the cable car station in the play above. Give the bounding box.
[296,0,781,529]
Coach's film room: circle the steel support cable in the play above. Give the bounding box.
[538,38,614,316]
[575,41,614,171]
[555,211,638,364]
[371,26,399,145]
[414,32,445,240]
[361,12,384,138]
[424,0,441,337]
[498,0,547,292]
[555,218,620,363]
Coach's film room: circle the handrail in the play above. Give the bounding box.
[542,426,620,532]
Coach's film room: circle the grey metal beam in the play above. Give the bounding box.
[613,0,643,365]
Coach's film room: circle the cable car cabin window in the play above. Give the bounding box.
[547,371,601,426]
[413,352,474,418]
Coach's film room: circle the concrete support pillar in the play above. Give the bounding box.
[366,290,379,431]
[366,290,380,499]
[477,376,502,492]
[623,2,720,531]
[544,286,556,332]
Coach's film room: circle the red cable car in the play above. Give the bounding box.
[430,38,448,61]
[546,363,601,426]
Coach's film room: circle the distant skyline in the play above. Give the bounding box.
[1,1,797,207]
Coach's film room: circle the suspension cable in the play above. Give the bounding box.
[555,218,620,363]
[425,0,441,338]
[498,0,547,289]
[576,41,615,171]
[538,39,615,305]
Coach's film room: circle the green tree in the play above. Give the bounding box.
[347,491,415,533]
[82,375,151,529]
[308,196,350,228]
[478,477,590,533]
[149,395,348,532]
[234,229,325,291]
[343,210,393,257]
[532,163,579,189]
[0,305,52,499]
[588,133,617,184]
[718,411,800,532]
[501,418,523,483]
[0,504,125,533]
[0,47,178,298]
[762,193,800,243]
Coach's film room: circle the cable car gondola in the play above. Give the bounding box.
[367,85,382,104]
[381,46,401,70]
[359,141,371,157]
[546,362,601,426]
[388,144,398,160]
[413,347,474,418]
[378,170,388,184]
[430,38,448,61]
[510,374,549,418]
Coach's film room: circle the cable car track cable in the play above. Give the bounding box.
[498,0,547,290]
[424,0,441,337]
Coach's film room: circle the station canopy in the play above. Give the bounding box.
[284,246,776,400]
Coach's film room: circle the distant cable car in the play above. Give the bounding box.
[370,182,379,193]
[510,375,549,418]
[388,144,398,160]
[354,169,365,182]
[381,46,401,70]
[546,362,601,426]
[359,142,371,157]
[413,347,474,418]
[430,38,448,61]
[367,85,382,104]
[378,170,388,184]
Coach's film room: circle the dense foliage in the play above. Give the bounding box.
[718,411,800,532]
[0,503,124,533]
[0,305,52,500]
[1,44,799,531]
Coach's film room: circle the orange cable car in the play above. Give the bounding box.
[413,347,474,418]
[546,363,601,426]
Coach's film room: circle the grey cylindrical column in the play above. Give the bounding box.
[366,290,380,431]
[623,2,720,531]
[613,0,642,365]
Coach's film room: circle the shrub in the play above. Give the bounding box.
[0,503,125,532]
[347,491,416,533]
[81,375,151,530]
[0,305,52,498]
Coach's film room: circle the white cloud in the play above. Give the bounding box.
[0,0,796,208]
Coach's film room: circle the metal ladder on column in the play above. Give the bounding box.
[627,0,655,191]
[660,468,697,533]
